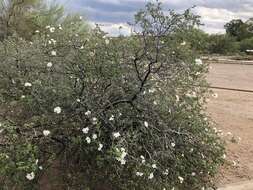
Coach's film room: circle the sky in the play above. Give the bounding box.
[56,0,253,36]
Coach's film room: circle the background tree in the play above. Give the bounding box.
[225,19,253,41]
[0,0,64,41]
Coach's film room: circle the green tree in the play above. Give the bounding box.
[225,19,253,41]
[0,0,64,40]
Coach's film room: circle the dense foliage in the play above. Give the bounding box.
[207,34,240,55]
[0,0,64,41]
[0,1,225,189]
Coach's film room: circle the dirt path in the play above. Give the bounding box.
[207,63,253,185]
[219,180,253,190]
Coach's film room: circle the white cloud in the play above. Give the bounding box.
[56,0,253,35]
[195,6,253,34]
[90,22,132,36]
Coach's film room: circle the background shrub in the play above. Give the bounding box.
[239,37,253,52]
[207,34,240,55]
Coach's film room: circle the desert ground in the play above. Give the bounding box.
[206,62,253,187]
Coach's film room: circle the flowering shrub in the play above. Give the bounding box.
[0,2,225,189]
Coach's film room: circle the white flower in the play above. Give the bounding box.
[39,166,43,170]
[148,173,154,179]
[47,62,53,68]
[35,30,40,33]
[76,99,81,102]
[50,39,56,45]
[195,72,201,76]
[49,27,55,33]
[113,132,121,138]
[186,92,197,98]
[86,137,91,144]
[152,164,157,169]
[153,101,158,105]
[140,155,146,164]
[58,25,63,30]
[144,121,149,127]
[195,59,203,65]
[181,41,186,46]
[85,110,91,116]
[178,176,184,183]
[46,25,51,29]
[120,159,126,165]
[105,39,110,45]
[54,106,61,114]
[82,127,89,134]
[98,143,103,151]
[171,142,176,147]
[92,117,98,125]
[90,52,95,57]
[136,172,144,177]
[80,16,83,20]
[21,95,26,99]
[92,134,98,140]
[176,95,180,102]
[163,169,169,175]
[24,82,32,87]
[149,88,156,93]
[192,172,196,176]
[222,154,226,159]
[43,130,51,137]
[26,172,35,180]
[116,147,127,165]
[51,50,57,56]
[109,115,115,121]
[80,45,84,50]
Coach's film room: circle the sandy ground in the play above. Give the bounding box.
[219,180,253,190]
[207,63,253,185]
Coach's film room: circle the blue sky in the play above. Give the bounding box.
[56,0,253,36]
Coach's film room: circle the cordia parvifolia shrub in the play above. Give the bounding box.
[0,1,225,190]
